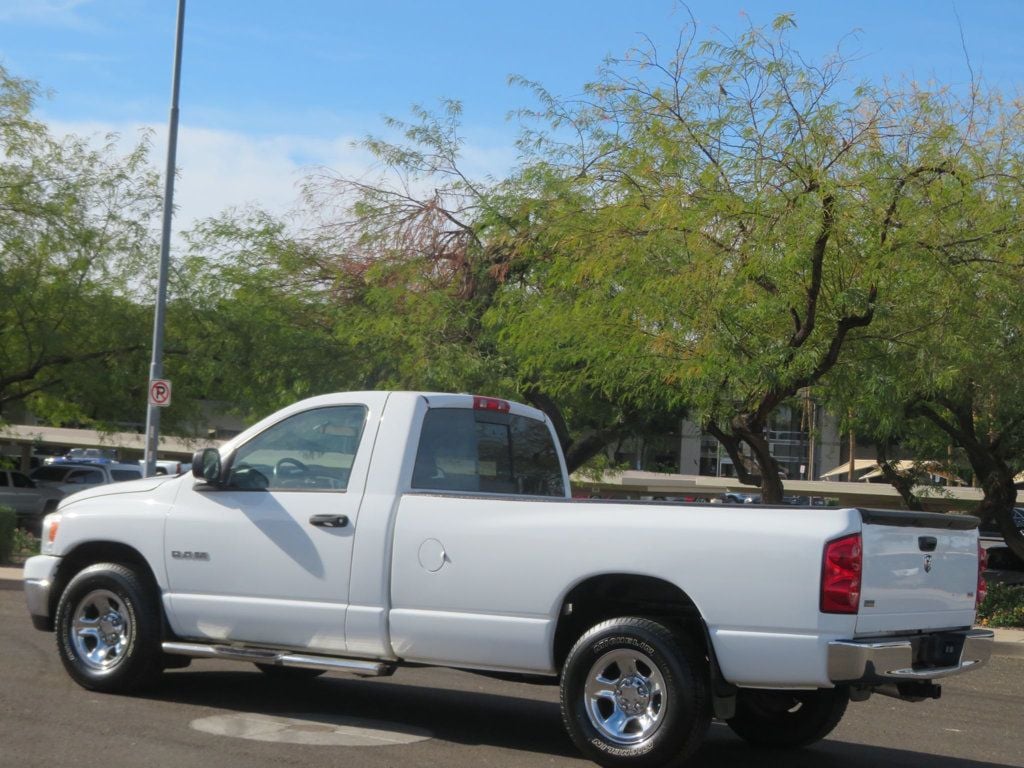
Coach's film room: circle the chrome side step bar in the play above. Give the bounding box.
[161,642,395,677]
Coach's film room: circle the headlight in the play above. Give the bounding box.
[41,513,61,554]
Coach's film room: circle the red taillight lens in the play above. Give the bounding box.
[821,533,862,614]
[977,544,988,607]
[473,396,511,413]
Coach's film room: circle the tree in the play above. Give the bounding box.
[0,65,162,426]
[193,102,683,471]
[822,70,1024,555]
[493,15,1020,503]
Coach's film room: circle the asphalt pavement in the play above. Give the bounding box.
[1,576,1023,768]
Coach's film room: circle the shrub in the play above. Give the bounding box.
[11,527,40,558]
[977,582,1024,628]
[0,506,14,565]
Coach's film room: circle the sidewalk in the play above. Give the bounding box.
[1,565,1022,658]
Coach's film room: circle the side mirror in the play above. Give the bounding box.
[192,448,222,484]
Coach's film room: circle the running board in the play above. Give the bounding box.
[161,642,395,677]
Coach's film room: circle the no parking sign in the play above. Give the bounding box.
[149,379,172,407]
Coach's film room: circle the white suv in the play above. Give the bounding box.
[30,462,142,496]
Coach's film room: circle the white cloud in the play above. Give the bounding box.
[44,119,520,241]
[46,119,376,234]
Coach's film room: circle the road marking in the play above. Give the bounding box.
[190,713,432,746]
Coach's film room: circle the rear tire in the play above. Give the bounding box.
[726,687,849,748]
[54,563,163,693]
[560,617,711,768]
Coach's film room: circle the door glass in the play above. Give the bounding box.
[12,472,33,488]
[228,405,368,491]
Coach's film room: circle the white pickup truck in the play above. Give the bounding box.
[24,392,993,768]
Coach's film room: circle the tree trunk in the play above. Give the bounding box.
[740,428,785,504]
[976,466,1022,560]
[874,442,923,511]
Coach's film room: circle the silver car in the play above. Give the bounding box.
[0,469,64,535]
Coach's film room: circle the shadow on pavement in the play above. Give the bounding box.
[142,668,1021,768]
[146,669,577,758]
[694,729,1021,768]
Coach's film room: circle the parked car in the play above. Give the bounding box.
[153,459,192,476]
[44,448,119,465]
[30,462,142,495]
[722,491,761,504]
[0,469,64,534]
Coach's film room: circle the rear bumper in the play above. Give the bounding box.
[828,629,993,683]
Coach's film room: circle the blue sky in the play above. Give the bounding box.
[0,0,1021,228]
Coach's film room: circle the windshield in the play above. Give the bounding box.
[31,466,72,481]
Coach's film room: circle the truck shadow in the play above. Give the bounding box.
[143,667,1020,768]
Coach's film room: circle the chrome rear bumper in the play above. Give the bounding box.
[828,629,993,683]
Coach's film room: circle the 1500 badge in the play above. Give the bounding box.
[171,550,210,561]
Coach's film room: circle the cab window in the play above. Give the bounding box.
[412,408,564,497]
[227,405,367,491]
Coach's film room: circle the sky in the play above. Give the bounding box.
[0,0,1021,233]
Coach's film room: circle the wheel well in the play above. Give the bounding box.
[50,541,161,621]
[552,574,707,672]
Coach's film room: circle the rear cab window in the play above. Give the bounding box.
[412,399,566,497]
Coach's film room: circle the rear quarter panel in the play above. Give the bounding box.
[389,496,861,685]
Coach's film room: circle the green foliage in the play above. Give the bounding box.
[0,64,162,426]
[0,506,15,564]
[977,582,1024,629]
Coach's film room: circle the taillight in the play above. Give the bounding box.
[821,533,862,614]
[473,396,511,413]
[977,544,988,607]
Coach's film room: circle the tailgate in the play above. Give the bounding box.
[856,510,979,634]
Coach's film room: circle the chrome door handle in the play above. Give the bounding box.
[309,514,349,528]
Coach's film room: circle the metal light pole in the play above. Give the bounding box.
[143,0,186,477]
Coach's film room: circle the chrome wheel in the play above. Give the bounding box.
[69,589,133,672]
[583,648,667,745]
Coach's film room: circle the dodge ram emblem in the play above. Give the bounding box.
[171,550,210,561]
[923,555,933,573]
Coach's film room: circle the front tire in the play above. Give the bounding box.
[54,563,163,693]
[726,687,849,748]
[560,617,710,768]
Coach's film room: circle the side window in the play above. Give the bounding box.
[0,473,8,487]
[227,405,367,491]
[111,469,142,482]
[412,408,565,497]
[12,472,33,488]
[69,469,103,485]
